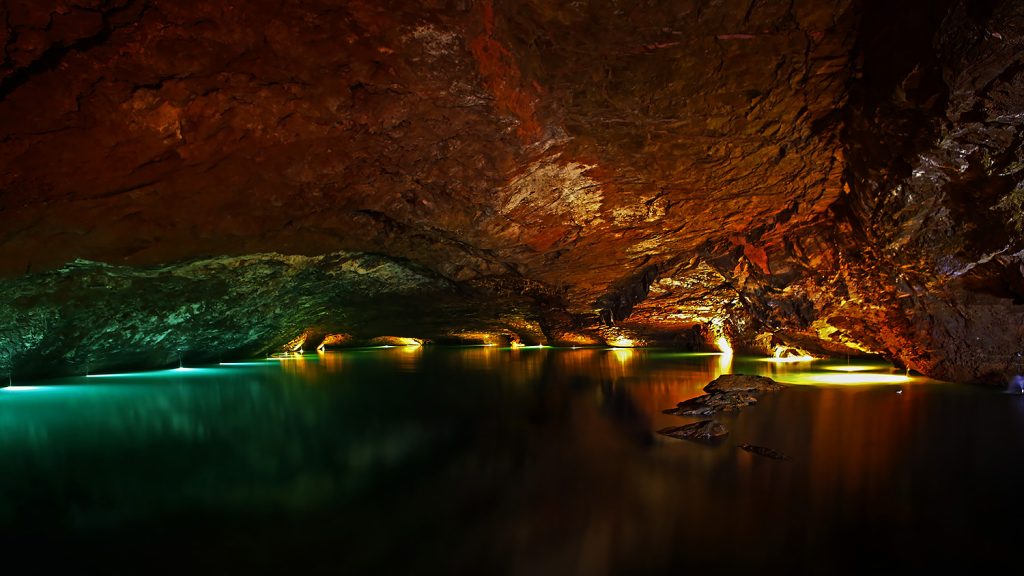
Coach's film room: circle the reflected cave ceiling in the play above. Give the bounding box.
[1,0,1023,383]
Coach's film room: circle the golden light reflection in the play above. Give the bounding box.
[317,351,344,372]
[786,373,912,385]
[610,347,634,364]
[717,351,733,373]
[823,365,877,372]
[714,336,732,355]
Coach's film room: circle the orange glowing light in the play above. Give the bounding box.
[762,355,816,363]
[761,345,815,363]
[282,331,311,353]
[317,333,352,351]
[370,336,424,347]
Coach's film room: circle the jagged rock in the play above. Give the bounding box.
[703,374,786,394]
[662,391,758,417]
[663,374,782,417]
[738,444,793,461]
[658,421,729,444]
[0,253,549,379]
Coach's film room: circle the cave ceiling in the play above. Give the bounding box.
[1,0,1022,383]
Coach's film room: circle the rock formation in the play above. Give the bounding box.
[663,374,786,416]
[658,420,730,444]
[1,0,1021,382]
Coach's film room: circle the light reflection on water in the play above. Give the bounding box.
[1,348,1022,574]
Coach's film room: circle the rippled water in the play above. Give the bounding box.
[2,348,1023,575]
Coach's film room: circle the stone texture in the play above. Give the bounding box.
[662,391,759,417]
[664,374,783,416]
[657,420,729,444]
[703,374,786,394]
[0,1,1022,382]
[0,252,546,379]
[738,444,792,461]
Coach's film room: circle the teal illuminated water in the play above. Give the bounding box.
[2,348,1023,574]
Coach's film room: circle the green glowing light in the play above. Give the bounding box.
[811,373,911,384]
[86,367,223,378]
[822,365,879,372]
[779,372,912,385]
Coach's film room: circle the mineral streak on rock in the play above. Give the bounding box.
[0,1,1022,382]
[658,420,729,444]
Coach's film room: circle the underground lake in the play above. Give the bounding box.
[2,1,1024,573]
[3,347,1023,574]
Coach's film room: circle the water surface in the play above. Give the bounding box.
[2,348,1023,574]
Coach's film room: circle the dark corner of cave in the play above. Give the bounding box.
[1,0,1022,574]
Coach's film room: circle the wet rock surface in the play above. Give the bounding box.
[0,1,1022,381]
[738,444,793,461]
[0,252,548,379]
[703,374,787,394]
[662,391,758,417]
[657,420,729,444]
[661,374,784,443]
[662,373,785,417]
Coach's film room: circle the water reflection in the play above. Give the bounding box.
[0,350,1021,574]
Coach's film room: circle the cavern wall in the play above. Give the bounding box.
[0,0,1021,382]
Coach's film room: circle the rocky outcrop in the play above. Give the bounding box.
[662,391,759,417]
[0,252,547,379]
[630,0,1024,383]
[657,420,729,444]
[660,375,786,448]
[0,1,1022,382]
[738,444,792,461]
[663,374,784,417]
[703,374,786,394]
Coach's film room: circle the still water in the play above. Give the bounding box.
[2,348,1023,575]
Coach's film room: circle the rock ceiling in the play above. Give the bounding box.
[1,0,1022,383]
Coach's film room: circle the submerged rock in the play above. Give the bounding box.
[738,444,793,461]
[658,420,729,444]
